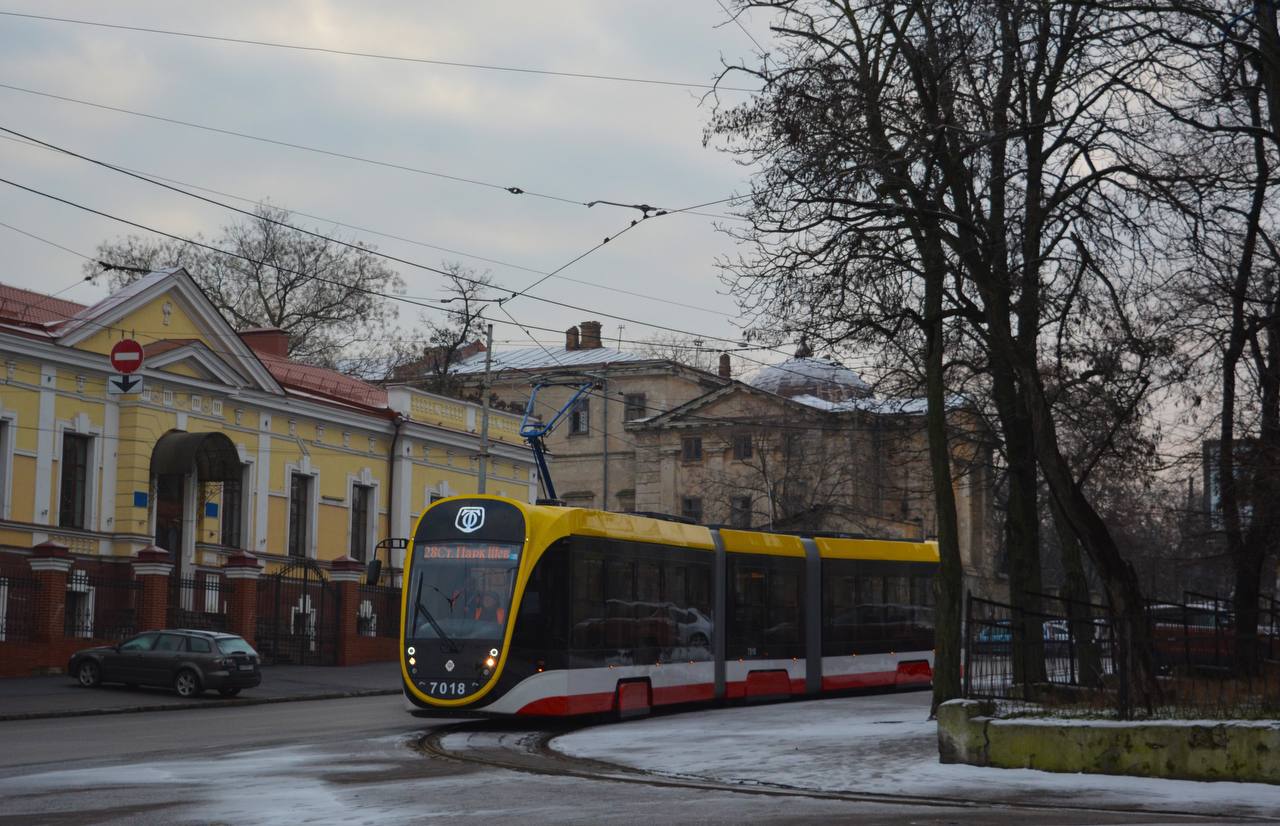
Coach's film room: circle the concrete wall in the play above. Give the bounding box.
[938,699,1280,784]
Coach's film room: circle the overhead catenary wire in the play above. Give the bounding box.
[0,133,743,319]
[0,212,892,401]
[0,10,759,93]
[0,210,828,371]
[0,145,891,386]
[0,82,744,223]
[0,153,772,354]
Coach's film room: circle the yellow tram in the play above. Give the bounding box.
[401,496,937,717]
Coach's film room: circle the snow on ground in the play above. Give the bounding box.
[554,690,1280,819]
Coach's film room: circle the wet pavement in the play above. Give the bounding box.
[0,660,401,720]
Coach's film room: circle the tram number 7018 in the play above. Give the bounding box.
[427,681,470,697]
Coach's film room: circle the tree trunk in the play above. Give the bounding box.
[1048,494,1104,688]
[992,368,1047,686]
[1018,365,1157,715]
[924,260,964,718]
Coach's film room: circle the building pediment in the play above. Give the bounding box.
[143,339,254,387]
[630,381,820,430]
[54,268,281,394]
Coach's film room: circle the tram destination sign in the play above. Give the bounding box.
[421,542,518,561]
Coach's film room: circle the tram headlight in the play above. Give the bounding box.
[484,655,496,668]
[408,657,416,666]
[407,646,416,656]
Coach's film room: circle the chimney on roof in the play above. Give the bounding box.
[565,325,580,351]
[719,353,732,378]
[240,327,290,358]
[579,320,603,349]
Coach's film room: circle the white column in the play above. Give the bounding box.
[255,414,271,553]
[33,365,56,525]
[99,398,119,533]
[390,439,413,542]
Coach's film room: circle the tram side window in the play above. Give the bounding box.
[605,558,636,651]
[727,554,804,658]
[821,559,859,656]
[910,572,937,648]
[510,540,570,668]
[767,566,802,649]
[571,555,604,650]
[730,563,767,654]
[568,539,715,666]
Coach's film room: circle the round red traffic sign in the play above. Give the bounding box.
[109,339,145,374]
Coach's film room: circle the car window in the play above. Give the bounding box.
[119,633,158,652]
[216,637,257,656]
[154,634,186,652]
[189,637,212,653]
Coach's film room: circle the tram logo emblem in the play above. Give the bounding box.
[455,506,486,534]
[445,659,455,672]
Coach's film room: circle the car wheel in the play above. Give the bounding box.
[76,660,101,688]
[174,668,202,698]
[217,687,241,698]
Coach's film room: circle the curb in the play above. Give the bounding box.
[0,687,401,722]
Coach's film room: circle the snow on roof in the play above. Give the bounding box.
[789,394,927,414]
[452,345,649,374]
[58,269,176,332]
[743,356,872,400]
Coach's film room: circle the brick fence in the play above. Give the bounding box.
[0,542,400,677]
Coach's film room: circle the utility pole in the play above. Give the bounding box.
[477,322,494,493]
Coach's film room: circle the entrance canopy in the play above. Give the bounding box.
[149,430,242,481]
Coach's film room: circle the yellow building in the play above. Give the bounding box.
[0,267,534,578]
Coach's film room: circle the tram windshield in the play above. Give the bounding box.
[409,541,522,643]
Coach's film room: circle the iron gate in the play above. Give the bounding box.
[256,559,339,665]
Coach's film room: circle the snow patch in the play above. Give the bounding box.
[554,691,1280,817]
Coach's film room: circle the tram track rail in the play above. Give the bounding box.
[412,720,1272,822]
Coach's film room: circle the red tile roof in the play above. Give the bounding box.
[1,278,390,413]
[0,284,87,327]
[253,350,389,411]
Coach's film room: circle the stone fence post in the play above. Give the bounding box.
[28,541,72,644]
[131,545,173,631]
[222,552,264,648]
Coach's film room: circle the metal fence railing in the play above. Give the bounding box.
[64,572,138,641]
[964,590,1280,720]
[0,575,39,642]
[169,572,231,631]
[356,584,401,638]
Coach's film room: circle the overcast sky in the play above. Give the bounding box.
[0,1,786,361]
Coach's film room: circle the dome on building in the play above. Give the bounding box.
[743,343,872,403]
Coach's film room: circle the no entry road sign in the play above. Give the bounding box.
[109,339,144,373]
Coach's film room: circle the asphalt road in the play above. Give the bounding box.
[0,696,1254,825]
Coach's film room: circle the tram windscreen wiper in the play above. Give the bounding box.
[413,578,460,653]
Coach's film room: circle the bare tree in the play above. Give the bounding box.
[708,0,1197,709]
[86,204,403,369]
[701,420,864,532]
[634,333,744,375]
[387,264,495,396]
